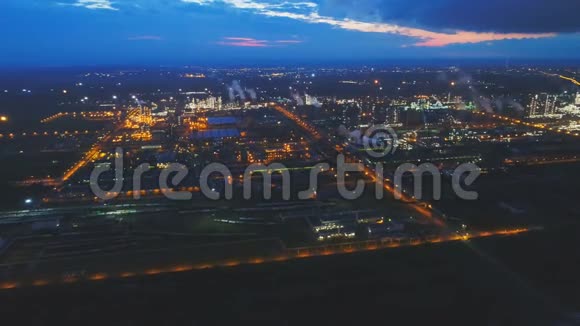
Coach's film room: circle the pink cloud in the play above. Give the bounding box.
[217,37,303,47]
[265,13,555,47]
[218,37,269,47]
[387,26,556,47]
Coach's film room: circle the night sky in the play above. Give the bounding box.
[1,0,579,66]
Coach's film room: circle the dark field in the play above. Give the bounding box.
[1,225,578,325]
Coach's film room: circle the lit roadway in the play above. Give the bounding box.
[61,132,111,182]
[272,104,442,225]
[272,104,322,140]
[505,155,580,166]
[558,75,580,86]
[61,108,140,183]
[0,105,537,290]
[0,227,534,291]
[16,110,131,186]
[0,130,96,140]
[472,111,580,137]
[541,71,580,86]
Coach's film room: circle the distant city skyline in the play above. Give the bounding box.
[1,0,580,66]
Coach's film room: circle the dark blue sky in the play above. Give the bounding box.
[1,0,579,66]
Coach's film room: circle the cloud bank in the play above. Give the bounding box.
[321,0,580,34]
[217,37,303,47]
[183,0,557,46]
[59,0,118,10]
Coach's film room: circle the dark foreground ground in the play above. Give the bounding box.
[0,224,578,326]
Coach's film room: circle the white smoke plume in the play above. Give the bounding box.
[292,90,304,106]
[246,88,257,101]
[232,80,246,101]
[226,80,258,102]
[508,99,525,113]
[311,98,322,108]
[476,96,493,113]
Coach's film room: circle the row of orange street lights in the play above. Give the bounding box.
[272,104,439,224]
[474,111,580,137]
[41,111,117,123]
[0,227,533,291]
[558,74,580,86]
[541,71,580,87]
[0,130,94,139]
[272,105,322,140]
[60,109,140,183]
